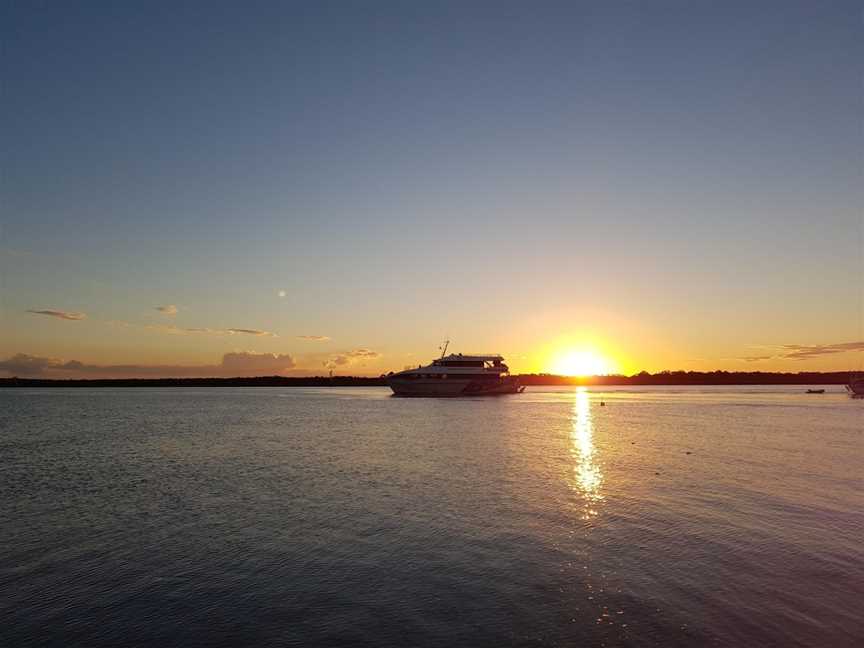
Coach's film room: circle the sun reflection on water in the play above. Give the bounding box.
[571,387,603,517]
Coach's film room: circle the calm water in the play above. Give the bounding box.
[1,386,861,647]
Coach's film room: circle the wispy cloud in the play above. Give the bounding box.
[24,310,277,338]
[297,335,331,342]
[26,309,86,321]
[0,351,296,379]
[227,328,277,337]
[736,342,864,362]
[138,324,277,337]
[780,342,864,360]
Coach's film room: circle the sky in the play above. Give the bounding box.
[1,0,862,378]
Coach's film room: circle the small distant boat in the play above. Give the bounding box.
[387,342,524,397]
[845,375,864,399]
[806,389,825,394]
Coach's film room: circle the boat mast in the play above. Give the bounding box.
[439,339,450,358]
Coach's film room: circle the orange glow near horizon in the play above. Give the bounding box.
[549,349,618,377]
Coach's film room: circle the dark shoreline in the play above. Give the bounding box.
[0,371,853,388]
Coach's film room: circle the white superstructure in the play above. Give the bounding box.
[386,348,524,396]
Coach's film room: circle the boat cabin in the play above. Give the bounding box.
[431,354,507,371]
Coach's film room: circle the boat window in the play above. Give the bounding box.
[440,360,485,367]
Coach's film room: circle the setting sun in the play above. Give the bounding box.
[550,350,616,377]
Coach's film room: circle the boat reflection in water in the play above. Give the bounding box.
[570,387,603,518]
[846,374,864,398]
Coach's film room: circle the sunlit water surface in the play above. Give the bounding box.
[1,386,861,647]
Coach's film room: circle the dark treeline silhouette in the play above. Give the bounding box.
[517,371,853,386]
[0,370,853,388]
[0,375,386,388]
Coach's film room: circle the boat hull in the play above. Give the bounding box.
[387,377,523,397]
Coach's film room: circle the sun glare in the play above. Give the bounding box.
[551,350,614,377]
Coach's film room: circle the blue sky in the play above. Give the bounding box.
[2,1,862,376]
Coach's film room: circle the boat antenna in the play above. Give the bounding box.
[439,339,450,358]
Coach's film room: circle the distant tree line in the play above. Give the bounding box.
[0,375,387,388]
[0,370,854,388]
[516,370,853,386]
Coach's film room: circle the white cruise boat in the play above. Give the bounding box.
[387,345,525,397]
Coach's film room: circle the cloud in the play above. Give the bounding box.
[348,348,380,359]
[0,351,296,379]
[138,324,277,337]
[0,353,64,374]
[323,348,381,369]
[26,309,86,321]
[736,342,864,362]
[779,342,864,360]
[297,335,331,341]
[226,328,277,337]
[220,352,295,373]
[155,305,178,316]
